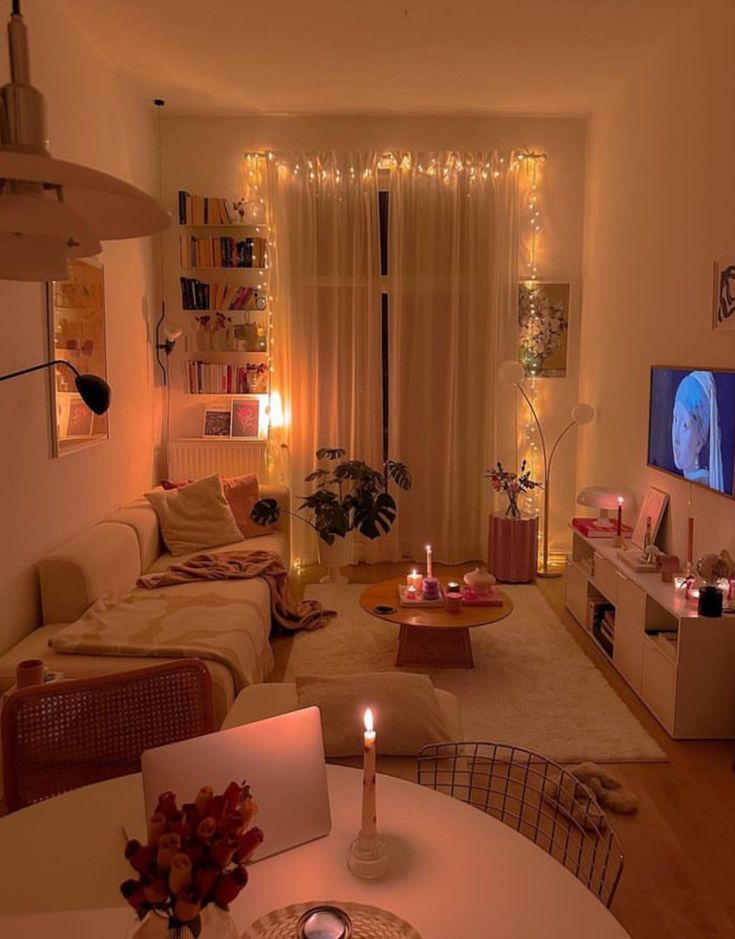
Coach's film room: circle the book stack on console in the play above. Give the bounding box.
[589,600,615,657]
[572,516,633,539]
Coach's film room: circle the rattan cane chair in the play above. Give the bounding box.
[2,660,215,812]
[417,741,624,907]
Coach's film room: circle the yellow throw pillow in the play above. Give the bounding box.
[295,672,451,757]
[145,474,243,556]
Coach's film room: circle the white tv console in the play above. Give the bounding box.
[565,529,735,739]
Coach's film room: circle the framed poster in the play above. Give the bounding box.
[230,396,263,439]
[712,257,735,330]
[631,486,669,549]
[202,408,232,437]
[518,281,570,377]
[47,259,108,456]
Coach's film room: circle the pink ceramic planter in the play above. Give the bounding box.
[488,514,538,583]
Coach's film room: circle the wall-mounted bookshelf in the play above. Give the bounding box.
[174,187,272,438]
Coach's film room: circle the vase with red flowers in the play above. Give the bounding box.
[121,780,263,939]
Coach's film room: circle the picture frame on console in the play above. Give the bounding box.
[631,486,669,549]
[202,407,231,437]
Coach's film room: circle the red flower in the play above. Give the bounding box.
[208,836,237,869]
[155,791,179,818]
[120,879,148,912]
[211,865,248,908]
[234,827,264,864]
[125,839,156,875]
[173,885,202,923]
[192,865,219,897]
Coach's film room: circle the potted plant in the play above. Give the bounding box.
[251,447,412,583]
[485,460,541,583]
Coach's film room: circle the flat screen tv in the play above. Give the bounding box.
[648,366,735,497]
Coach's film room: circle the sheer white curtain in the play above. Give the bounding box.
[388,152,522,563]
[267,152,383,563]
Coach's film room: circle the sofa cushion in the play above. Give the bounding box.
[145,474,242,556]
[295,672,451,757]
[38,522,141,626]
[0,623,237,726]
[108,499,162,571]
[222,474,273,538]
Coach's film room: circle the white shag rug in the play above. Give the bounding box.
[282,583,666,764]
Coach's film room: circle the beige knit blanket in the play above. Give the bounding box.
[136,549,332,633]
[50,551,333,692]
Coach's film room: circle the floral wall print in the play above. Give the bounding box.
[518,281,570,377]
[712,257,735,330]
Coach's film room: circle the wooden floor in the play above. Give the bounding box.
[284,560,735,939]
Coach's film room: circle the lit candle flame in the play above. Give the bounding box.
[617,496,624,505]
[364,707,374,734]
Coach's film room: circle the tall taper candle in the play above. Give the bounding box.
[616,496,623,537]
[687,517,694,567]
[425,544,433,580]
[360,708,377,841]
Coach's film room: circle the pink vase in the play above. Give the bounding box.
[488,514,538,583]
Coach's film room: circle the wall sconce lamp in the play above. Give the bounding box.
[0,359,111,413]
[155,306,183,385]
[498,359,595,577]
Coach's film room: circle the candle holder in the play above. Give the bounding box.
[347,833,389,879]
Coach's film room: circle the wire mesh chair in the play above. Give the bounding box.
[417,741,624,907]
[2,660,215,812]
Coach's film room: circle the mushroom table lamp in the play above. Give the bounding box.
[498,359,595,577]
[577,487,636,526]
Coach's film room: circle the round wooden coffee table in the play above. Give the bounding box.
[359,576,513,668]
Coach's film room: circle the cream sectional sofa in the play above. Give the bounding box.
[0,485,290,724]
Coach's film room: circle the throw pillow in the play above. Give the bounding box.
[221,473,273,538]
[295,672,451,757]
[145,474,243,556]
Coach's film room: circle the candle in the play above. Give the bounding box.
[447,581,461,594]
[406,569,422,593]
[687,517,694,567]
[425,544,433,580]
[405,585,417,601]
[616,497,623,537]
[360,708,377,841]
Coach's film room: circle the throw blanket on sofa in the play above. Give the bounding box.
[50,552,333,693]
[50,586,274,691]
[136,550,334,633]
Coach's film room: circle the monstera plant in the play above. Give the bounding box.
[251,447,412,544]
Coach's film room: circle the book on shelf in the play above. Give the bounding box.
[184,360,268,395]
[178,191,233,225]
[179,277,267,312]
[179,235,267,269]
[572,516,633,538]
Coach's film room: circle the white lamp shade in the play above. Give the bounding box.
[0,194,101,257]
[577,486,635,511]
[498,359,526,386]
[0,151,170,240]
[571,402,595,425]
[0,233,69,281]
[163,322,183,341]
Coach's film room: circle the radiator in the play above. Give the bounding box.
[168,439,267,480]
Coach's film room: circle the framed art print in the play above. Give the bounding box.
[230,396,263,439]
[632,486,669,548]
[518,281,570,377]
[712,257,735,330]
[202,408,232,437]
[47,259,108,456]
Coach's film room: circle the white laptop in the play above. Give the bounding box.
[141,707,331,861]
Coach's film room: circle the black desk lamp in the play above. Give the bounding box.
[0,359,111,414]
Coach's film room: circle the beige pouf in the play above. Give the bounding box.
[223,680,463,782]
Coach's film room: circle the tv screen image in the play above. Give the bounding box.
[648,367,735,496]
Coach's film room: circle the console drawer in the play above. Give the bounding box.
[642,636,676,733]
[591,553,618,604]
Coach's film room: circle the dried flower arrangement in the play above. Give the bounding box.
[485,460,541,518]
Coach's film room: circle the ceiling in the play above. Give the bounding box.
[62,0,691,116]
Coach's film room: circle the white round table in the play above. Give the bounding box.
[0,765,631,938]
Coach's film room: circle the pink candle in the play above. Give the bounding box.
[360,708,377,840]
[406,585,417,601]
[616,497,623,537]
[425,544,433,580]
[406,569,422,592]
[687,517,694,567]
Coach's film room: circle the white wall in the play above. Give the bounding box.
[0,0,160,652]
[579,0,735,562]
[162,114,587,555]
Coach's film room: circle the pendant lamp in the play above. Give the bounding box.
[0,0,170,282]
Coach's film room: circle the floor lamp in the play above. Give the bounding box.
[499,360,594,577]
